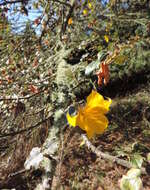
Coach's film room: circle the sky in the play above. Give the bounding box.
[6,0,42,34]
[4,0,110,35]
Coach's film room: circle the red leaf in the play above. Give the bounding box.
[96,62,109,86]
[34,18,40,26]
[29,85,38,93]
[32,57,38,67]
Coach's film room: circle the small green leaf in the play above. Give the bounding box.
[130,154,144,168]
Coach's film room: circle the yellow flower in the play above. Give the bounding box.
[83,9,88,15]
[67,90,112,138]
[68,18,73,25]
[88,2,92,9]
[104,35,109,43]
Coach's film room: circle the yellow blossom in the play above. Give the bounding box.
[83,9,88,15]
[68,18,73,25]
[67,90,112,138]
[88,2,92,9]
[104,35,109,43]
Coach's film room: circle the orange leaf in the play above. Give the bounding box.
[2,69,6,76]
[11,67,16,72]
[96,62,109,86]
[44,40,49,46]
[6,76,12,84]
[34,18,40,25]
[29,85,38,93]
[32,57,38,67]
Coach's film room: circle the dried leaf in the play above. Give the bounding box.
[29,85,38,93]
[33,57,38,67]
[96,62,109,86]
[34,18,40,25]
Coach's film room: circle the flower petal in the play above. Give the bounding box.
[86,105,110,115]
[76,108,86,131]
[76,108,109,138]
[86,90,111,110]
[66,112,78,127]
[85,114,108,138]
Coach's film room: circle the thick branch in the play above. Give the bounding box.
[82,134,147,175]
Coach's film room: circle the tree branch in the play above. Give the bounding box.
[53,0,71,7]
[0,89,45,101]
[61,0,76,36]
[0,114,52,139]
[82,134,147,175]
[0,0,28,6]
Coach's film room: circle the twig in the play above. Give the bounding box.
[53,0,71,7]
[2,38,26,62]
[8,169,26,177]
[0,0,28,6]
[82,134,147,175]
[0,114,52,138]
[0,89,45,101]
[61,0,76,36]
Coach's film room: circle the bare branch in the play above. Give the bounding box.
[54,0,71,7]
[61,0,76,36]
[0,89,45,101]
[82,134,147,175]
[0,0,28,6]
[0,114,52,138]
